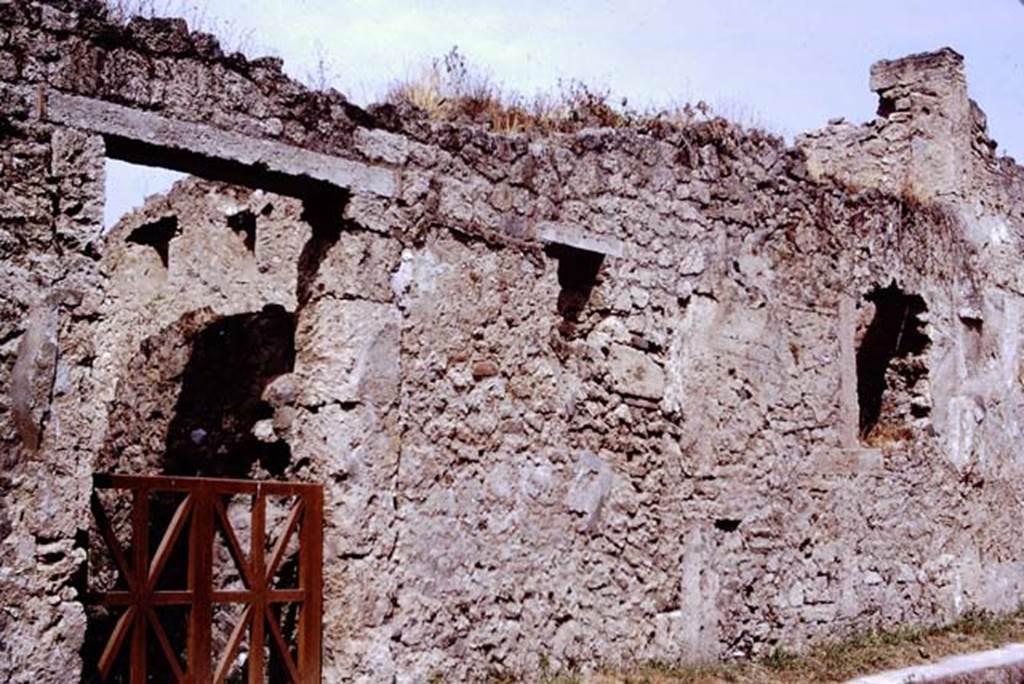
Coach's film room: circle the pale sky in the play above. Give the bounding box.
[104,0,1024,229]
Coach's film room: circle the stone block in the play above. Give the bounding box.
[296,298,401,408]
[565,451,614,532]
[606,343,665,400]
[869,47,965,94]
[537,221,625,258]
[10,296,59,453]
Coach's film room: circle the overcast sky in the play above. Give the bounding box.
[104,0,1024,228]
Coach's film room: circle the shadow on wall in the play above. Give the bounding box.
[164,304,296,478]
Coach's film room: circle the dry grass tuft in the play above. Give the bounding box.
[383,46,743,137]
[862,422,915,447]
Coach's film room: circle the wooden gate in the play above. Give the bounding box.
[86,474,323,683]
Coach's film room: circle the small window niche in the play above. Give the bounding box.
[227,208,257,254]
[125,215,178,268]
[555,246,603,320]
[547,244,604,339]
[855,283,930,445]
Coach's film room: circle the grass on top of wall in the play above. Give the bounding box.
[383,47,773,137]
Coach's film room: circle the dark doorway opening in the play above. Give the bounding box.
[856,283,930,442]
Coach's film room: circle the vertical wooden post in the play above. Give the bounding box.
[189,482,214,681]
[249,489,266,683]
[130,487,149,684]
[298,487,323,684]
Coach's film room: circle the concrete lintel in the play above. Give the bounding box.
[847,643,1024,683]
[42,90,399,198]
[537,221,625,258]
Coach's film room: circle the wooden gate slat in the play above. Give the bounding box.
[130,488,149,684]
[90,492,137,592]
[147,494,193,589]
[145,605,187,683]
[213,603,253,684]
[189,481,214,682]
[299,486,323,683]
[265,604,300,683]
[98,606,135,678]
[266,500,304,582]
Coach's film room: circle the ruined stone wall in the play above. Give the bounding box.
[374,129,995,680]
[0,2,387,676]
[313,63,1024,678]
[0,0,372,153]
[97,112,1024,682]
[798,49,1024,262]
[5,1,1024,682]
[798,49,1024,481]
[0,69,105,681]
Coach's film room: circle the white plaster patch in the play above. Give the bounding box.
[565,451,614,531]
[946,394,985,470]
[391,248,448,300]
